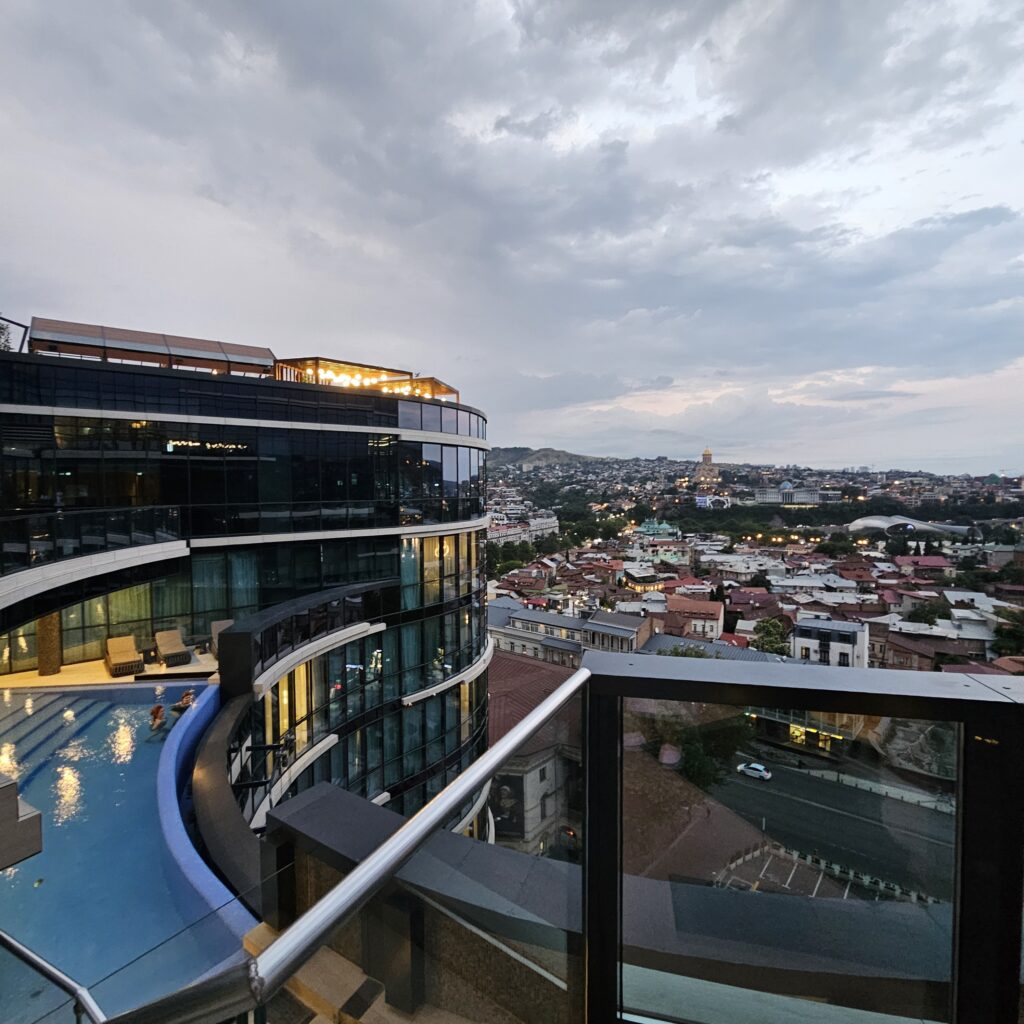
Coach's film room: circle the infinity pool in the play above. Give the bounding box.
[0,684,242,1022]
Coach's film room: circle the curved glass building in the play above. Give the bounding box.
[0,318,490,820]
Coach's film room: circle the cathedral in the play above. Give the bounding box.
[692,446,720,491]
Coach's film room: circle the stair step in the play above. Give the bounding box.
[0,694,66,743]
[244,923,382,1024]
[18,702,112,788]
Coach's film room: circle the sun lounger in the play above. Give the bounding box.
[105,636,143,677]
[155,629,191,667]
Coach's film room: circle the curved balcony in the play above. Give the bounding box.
[193,581,489,909]
[0,506,185,613]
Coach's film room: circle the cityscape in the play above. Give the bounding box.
[2,3,1024,1024]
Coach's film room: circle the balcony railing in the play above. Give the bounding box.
[0,506,182,577]
[215,578,398,698]
[12,655,1024,1024]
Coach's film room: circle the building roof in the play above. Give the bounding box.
[794,618,865,634]
[665,597,724,618]
[640,634,793,663]
[30,316,276,374]
[487,651,579,751]
[508,607,581,631]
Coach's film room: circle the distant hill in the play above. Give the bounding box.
[489,446,606,469]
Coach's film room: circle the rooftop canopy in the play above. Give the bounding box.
[275,356,458,401]
[29,317,275,375]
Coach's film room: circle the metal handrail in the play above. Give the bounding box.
[0,928,107,1023]
[105,665,591,1024]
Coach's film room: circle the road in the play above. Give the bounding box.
[710,765,955,898]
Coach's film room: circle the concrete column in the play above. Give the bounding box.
[36,612,62,676]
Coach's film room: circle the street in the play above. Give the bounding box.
[710,765,955,899]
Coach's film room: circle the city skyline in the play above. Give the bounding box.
[2,1,1023,474]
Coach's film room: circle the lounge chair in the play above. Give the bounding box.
[210,619,234,659]
[105,636,143,677]
[155,629,191,667]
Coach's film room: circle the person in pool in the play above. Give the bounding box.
[170,688,196,716]
[149,704,166,731]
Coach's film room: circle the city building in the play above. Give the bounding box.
[691,446,720,491]
[791,617,869,667]
[0,317,490,822]
[755,482,821,505]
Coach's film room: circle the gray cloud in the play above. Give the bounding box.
[0,0,1022,472]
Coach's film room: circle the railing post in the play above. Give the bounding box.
[584,686,620,1024]
[953,706,1024,1023]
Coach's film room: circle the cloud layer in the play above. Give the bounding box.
[1,0,1022,473]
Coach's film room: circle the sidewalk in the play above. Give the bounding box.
[797,766,955,815]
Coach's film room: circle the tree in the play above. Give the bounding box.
[0,321,11,352]
[750,618,789,655]
[485,542,501,570]
[993,608,1024,657]
[815,539,855,557]
[905,599,948,626]
[656,644,713,658]
[747,572,772,591]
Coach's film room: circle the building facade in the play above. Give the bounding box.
[0,318,491,818]
[791,618,869,668]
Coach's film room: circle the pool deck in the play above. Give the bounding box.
[2,651,219,688]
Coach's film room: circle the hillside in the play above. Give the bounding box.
[489,446,607,469]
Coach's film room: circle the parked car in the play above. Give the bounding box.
[737,762,772,781]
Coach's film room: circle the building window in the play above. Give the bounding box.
[818,650,830,664]
[800,646,810,660]
[539,765,547,783]
[838,652,850,667]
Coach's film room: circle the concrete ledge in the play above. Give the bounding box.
[156,685,256,941]
[0,540,189,611]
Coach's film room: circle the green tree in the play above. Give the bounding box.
[534,533,562,556]
[747,572,773,591]
[905,599,948,626]
[993,608,1024,657]
[0,321,11,353]
[750,618,789,655]
[656,645,712,658]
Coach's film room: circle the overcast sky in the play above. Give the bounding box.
[2,1,1022,474]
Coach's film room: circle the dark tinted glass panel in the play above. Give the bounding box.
[441,407,458,434]
[422,403,442,433]
[398,401,421,430]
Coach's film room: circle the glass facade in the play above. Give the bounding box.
[0,347,490,822]
[0,530,486,674]
[234,635,488,818]
[0,416,485,529]
[0,353,486,438]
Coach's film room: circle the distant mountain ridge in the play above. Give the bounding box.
[489,446,607,469]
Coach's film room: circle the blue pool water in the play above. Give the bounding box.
[0,684,242,1022]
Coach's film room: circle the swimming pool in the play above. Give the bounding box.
[0,684,244,1022]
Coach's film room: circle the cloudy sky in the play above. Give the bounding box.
[2,0,1022,473]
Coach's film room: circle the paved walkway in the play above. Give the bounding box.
[799,767,955,815]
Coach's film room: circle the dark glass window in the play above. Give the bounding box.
[441,407,458,434]
[398,401,421,430]
[421,403,441,433]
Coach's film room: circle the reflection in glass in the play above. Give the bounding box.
[621,699,957,1024]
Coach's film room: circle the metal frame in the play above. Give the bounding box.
[582,652,1024,1024]
[11,654,1024,1024]
[0,928,107,1023]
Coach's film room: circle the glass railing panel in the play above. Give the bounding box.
[83,866,290,1019]
[264,692,585,1024]
[0,944,76,1024]
[619,699,958,1024]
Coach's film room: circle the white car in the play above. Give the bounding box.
[737,762,772,781]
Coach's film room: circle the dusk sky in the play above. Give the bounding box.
[2,1,1022,474]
